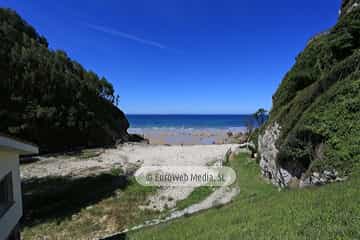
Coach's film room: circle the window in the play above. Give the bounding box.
[0,172,14,218]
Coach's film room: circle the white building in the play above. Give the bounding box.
[0,134,38,240]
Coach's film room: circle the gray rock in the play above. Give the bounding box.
[299,178,312,188]
[238,142,256,149]
[299,170,347,188]
[257,122,348,188]
[258,122,293,187]
[224,148,232,164]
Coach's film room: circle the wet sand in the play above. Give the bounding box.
[128,127,247,145]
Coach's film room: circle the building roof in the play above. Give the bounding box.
[0,133,39,154]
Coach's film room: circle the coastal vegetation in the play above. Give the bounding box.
[0,8,129,152]
[259,0,360,179]
[253,108,268,126]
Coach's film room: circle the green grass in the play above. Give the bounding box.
[175,187,215,211]
[128,153,360,240]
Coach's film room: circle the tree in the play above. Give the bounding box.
[0,8,129,152]
[253,108,268,127]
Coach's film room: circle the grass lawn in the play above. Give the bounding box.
[175,186,215,211]
[128,153,360,240]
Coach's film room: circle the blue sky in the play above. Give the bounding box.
[2,0,341,114]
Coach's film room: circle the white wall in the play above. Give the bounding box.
[0,150,22,240]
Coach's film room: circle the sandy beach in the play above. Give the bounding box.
[128,127,247,145]
[21,143,240,180]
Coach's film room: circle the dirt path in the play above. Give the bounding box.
[102,185,240,239]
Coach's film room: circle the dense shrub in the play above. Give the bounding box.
[0,8,129,152]
[267,2,360,175]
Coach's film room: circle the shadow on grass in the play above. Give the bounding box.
[21,173,129,228]
[100,233,128,240]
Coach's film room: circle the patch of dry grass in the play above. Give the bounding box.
[21,171,157,240]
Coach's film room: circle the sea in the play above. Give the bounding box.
[126,114,257,144]
[127,114,256,131]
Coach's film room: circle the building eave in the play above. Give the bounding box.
[0,134,39,155]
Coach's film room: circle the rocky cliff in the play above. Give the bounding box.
[258,0,360,187]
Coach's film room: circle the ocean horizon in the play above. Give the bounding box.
[126,114,257,130]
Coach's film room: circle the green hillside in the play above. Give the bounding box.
[260,0,360,178]
[0,8,129,152]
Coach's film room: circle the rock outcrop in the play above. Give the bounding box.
[299,170,347,188]
[258,122,292,187]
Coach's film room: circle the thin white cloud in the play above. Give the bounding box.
[86,23,168,49]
